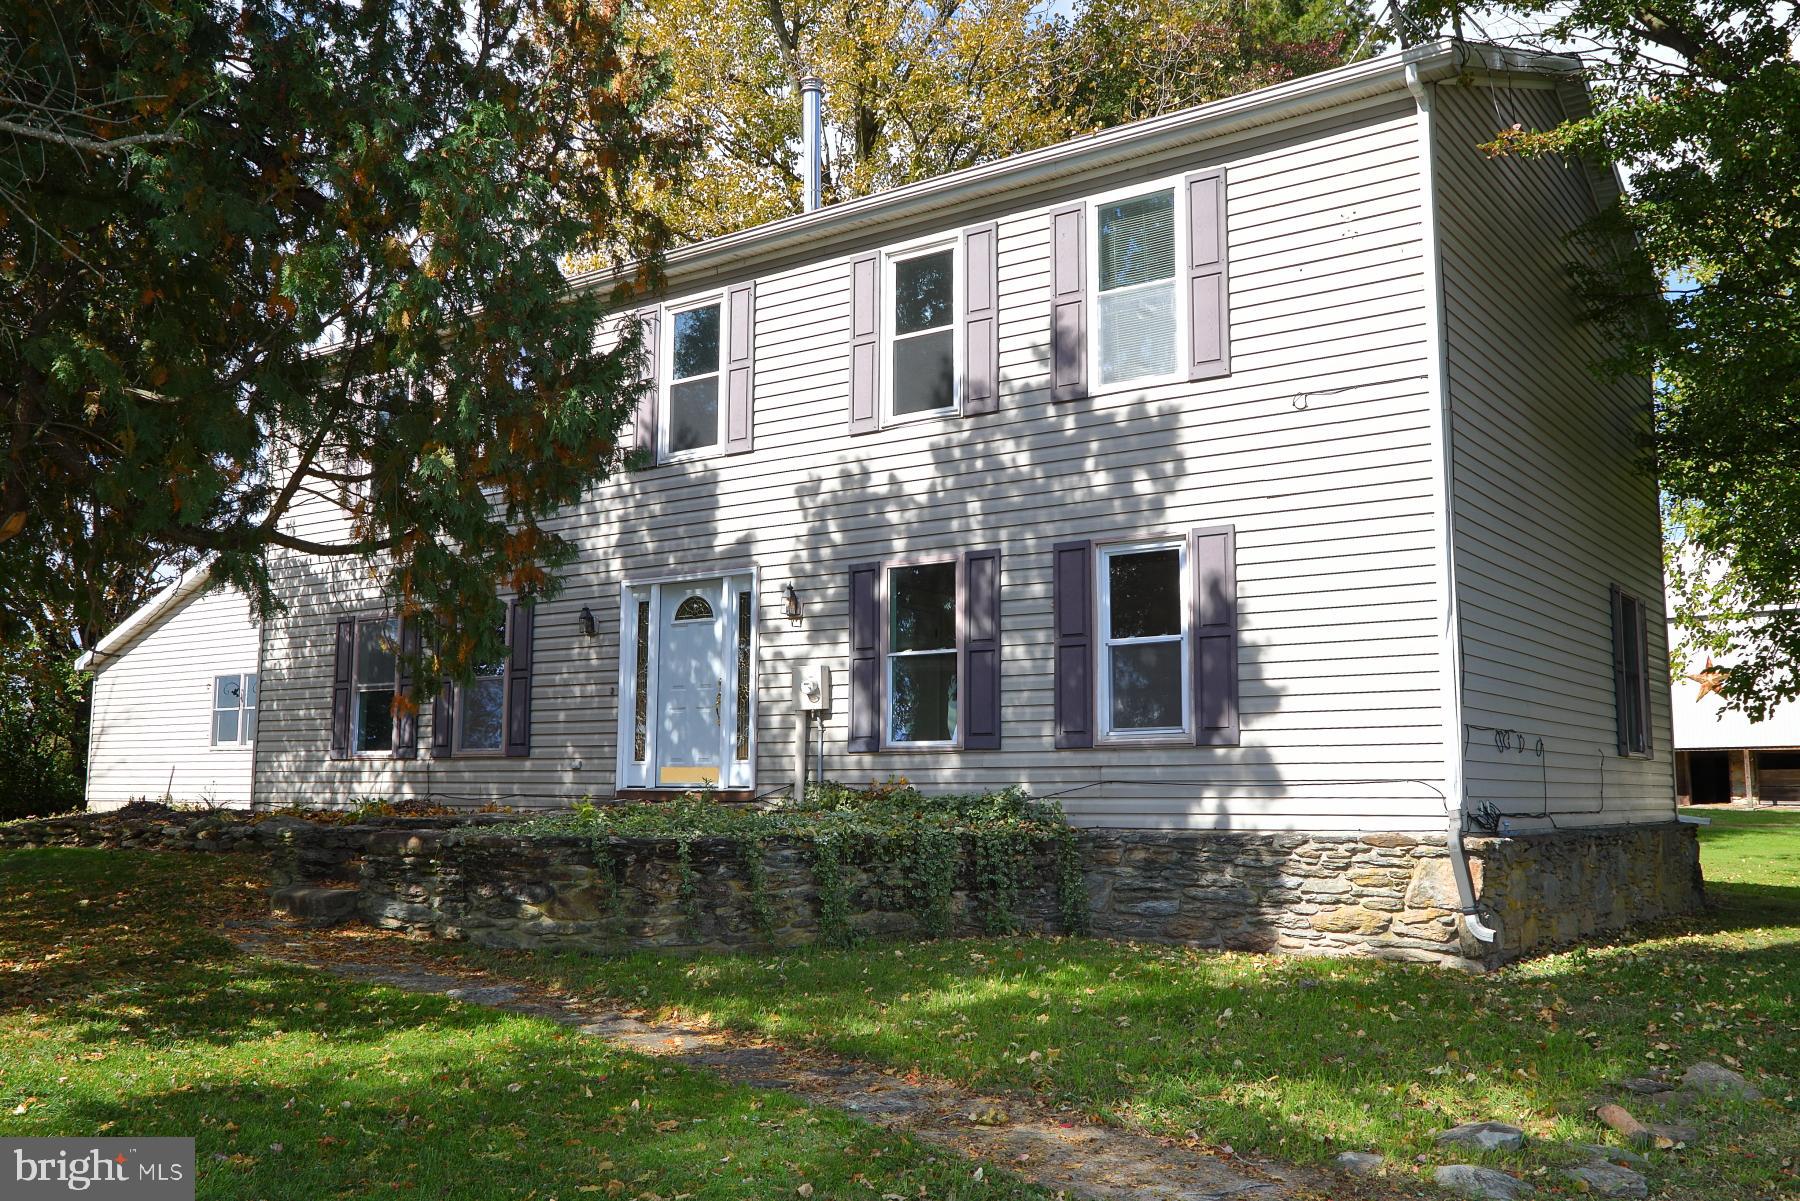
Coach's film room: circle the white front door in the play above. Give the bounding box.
[617,573,756,792]
[656,581,726,787]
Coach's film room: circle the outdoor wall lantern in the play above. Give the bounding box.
[782,583,803,624]
[579,605,597,637]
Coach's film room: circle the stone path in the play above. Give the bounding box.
[227,920,1398,1201]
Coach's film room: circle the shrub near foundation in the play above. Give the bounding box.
[513,782,1088,946]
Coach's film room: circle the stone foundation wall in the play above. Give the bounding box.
[348,827,1066,952]
[1078,822,1703,968]
[0,807,1702,969]
[1468,822,1705,963]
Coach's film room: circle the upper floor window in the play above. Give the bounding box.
[211,672,258,746]
[1092,184,1181,388]
[886,243,959,420]
[887,560,959,746]
[662,298,723,459]
[1098,541,1189,737]
[353,616,399,754]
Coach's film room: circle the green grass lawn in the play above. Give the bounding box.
[460,809,1800,1200]
[0,849,1051,1201]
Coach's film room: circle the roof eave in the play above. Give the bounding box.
[569,39,1580,298]
[74,558,218,673]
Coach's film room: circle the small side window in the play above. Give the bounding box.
[212,674,252,746]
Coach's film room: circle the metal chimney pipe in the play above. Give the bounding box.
[800,76,824,213]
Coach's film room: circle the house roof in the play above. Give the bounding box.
[565,38,1585,298]
[74,558,220,673]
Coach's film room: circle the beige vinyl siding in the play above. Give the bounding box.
[1435,81,1673,829]
[254,96,1451,830]
[86,583,260,809]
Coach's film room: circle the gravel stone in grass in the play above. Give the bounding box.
[1434,1121,1527,1152]
[1563,1162,1649,1198]
[1331,1151,1385,1176]
[1432,1164,1535,1199]
[1681,1062,1763,1101]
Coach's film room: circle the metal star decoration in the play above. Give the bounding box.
[1686,658,1728,700]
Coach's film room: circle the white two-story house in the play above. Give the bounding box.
[81,41,1698,960]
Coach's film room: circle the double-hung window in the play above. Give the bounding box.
[211,673,258,746]
[886,243,959,420]
[886,561,959,746]
[457,613,509,754]
[1092,183,1182,388]
[662,298,723,458]
[352,617,399,754]
[1098,542,1189,737]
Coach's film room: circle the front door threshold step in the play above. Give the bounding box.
[269,885,362,925]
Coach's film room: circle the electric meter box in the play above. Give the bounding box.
[793,665,832,713]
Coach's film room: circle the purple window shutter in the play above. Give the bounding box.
[1186,170,1230,381]
[504,599,534,758]
[394,616,420,759]
[847,563,881,751]
[962,223,1000,417]
[633,306,659,463]
[1610,584,1630,756]
[1050,205,1087,403]
[1052,541,1094,749]
[725,281,755,454]
[962,549,1002,749]
[848,254,880,435]
[329,617,354,759]
[431,675,454,758]
[1190,526,1240,747]
[1635,598,1653,756]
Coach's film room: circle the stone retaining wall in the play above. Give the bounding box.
[0,806,1703,968]
[1079,823,1704,968]
[350,828,1064,952]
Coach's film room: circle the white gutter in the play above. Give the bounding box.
[73,558,217,673]
[1406,56,1496,946]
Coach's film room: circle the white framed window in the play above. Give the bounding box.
[211,672,257,746]
[883,240,960,422]
[884,559,959,747]
[660,295,725,460]
[1089,179,1186,391]
[1097,541,1189,738]
[352,616,399,755]
[456,612,509,754]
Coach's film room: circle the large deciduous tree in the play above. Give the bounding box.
[1051,0,1380,131]
[1454,0,1799,716]
[624,0,1378,244]
[2,0,676,679]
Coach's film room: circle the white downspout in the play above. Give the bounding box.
[1406,58,1496,945]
